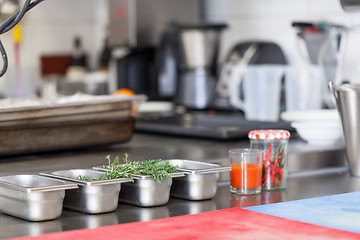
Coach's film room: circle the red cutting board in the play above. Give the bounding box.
[9,208,360,240]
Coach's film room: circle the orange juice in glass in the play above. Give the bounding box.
[229,149,263,195]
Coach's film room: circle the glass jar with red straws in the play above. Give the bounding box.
[248,129,290,191]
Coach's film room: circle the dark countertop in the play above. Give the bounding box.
[0,133,355,239]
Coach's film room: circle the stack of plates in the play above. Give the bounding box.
[281,109,343,146]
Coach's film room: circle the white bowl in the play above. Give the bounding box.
[138,101,174,113]
[281,109,340,122]
[291,120,344,145]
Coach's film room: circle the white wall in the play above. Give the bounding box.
[0,0,108,97]
[1,0,360,98]
[205,0,360,65]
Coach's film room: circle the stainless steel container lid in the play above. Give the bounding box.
[0,174,78,193]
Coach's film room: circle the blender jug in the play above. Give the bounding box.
[217,41,287,121]
[175,23,227,109]
[292,21,344,108]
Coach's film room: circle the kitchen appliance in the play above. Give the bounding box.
[292,22,344,108]
[285,64,323,111]
[215,41,287,118]
[340,0,360,11]
[110,47,158,98]
[134,40,294,138]
[175,23,227,109]
[108,0,204,99]
[156,28,180,99]
[228,64,285,121]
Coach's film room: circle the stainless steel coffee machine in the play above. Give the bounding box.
[175,23,228,109]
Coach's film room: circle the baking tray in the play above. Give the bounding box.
[41,169,132,214]
[94,166,184,207]
[163,160,231,200]
[0,174,78,221]
[0,94,146,155]
[0,94,146,121]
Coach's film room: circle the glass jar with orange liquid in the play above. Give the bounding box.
[229,148,263,195]
[248,129,290,191]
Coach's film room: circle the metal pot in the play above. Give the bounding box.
[332,83,360,176]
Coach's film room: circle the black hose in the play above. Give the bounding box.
[0,0,46,77]
[0,40,8,77]
[1,0,30,33]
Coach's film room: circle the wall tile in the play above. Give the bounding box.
[206,0,360,68]
[2,0,360,98]
[0,0,108,96]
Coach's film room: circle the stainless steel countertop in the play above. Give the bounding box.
[0,133,356,239]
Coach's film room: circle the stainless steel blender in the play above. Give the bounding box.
[175,23,227,109]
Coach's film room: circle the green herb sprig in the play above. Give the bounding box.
[76,175,102,181]
[76,175,90,181]
[76,154,134,181]
[104,154,178,183]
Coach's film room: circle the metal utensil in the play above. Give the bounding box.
[0,175,78,221]
[119,176,173,207]
[41,169,132,214]
[332,83,360,176]
[163,159,231,200]
[93,166,184,207]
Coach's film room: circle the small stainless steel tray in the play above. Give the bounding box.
[41,169,132,214]
[164,159,231,200]
[119,177,173,207]
[94,166,184,207]
[171,160,231,174]
[0,174,78,221]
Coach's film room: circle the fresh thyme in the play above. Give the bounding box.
[76,154,134,181]
[104,154,178,183]
[76,175,102,181]
[77,154,178,183]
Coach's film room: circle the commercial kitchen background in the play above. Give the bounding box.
[0,0,357,98]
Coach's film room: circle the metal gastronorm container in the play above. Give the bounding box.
[41,169,132,214]
[93,166,185,207]
[0,174,78,221]
[0,94,146,155]
[119,172,184,207]
[165,159,231,200]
